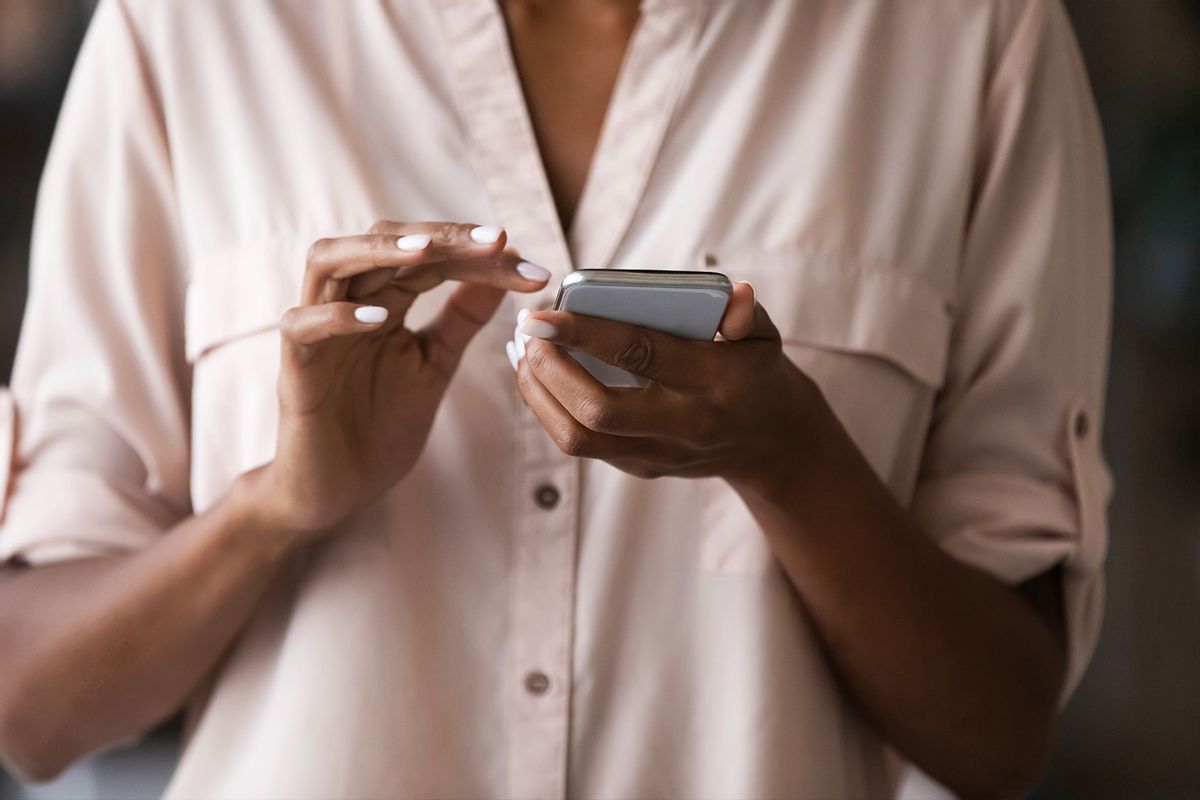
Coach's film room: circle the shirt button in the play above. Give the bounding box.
[534,484,560,510]
[524,671,550,696]
[1074,411,1090,439]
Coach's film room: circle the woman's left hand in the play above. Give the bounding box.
[511,281,828,499]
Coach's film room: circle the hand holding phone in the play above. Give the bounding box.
[507,274,812,497]
[541,269,733,387]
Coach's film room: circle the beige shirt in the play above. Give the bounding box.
[0,0,1112,797]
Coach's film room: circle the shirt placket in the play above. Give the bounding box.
[432,4,575,798]
[431,2,702,798]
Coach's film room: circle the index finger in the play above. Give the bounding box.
[367,220,509,261]
[518,310,708,388]
[388,250,550,297]
[303,222,550,306]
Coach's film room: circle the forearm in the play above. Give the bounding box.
[736,402,1066,798]
[0,468,295,782]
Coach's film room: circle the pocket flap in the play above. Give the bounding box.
[703,247,953,388]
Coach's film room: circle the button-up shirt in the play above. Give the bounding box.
[0,0,1112,797]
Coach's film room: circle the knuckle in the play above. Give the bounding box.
[516,363,537,394]
[613,336,654,375]
[555,425,590,457]
[305,238,333,268]
[368,219,391,234]
[279,307,302,339]
[575,395,615,432]
[366,234,394,266]
[438,221,461,242]
[318,304,343,326]
[525,341,552,371]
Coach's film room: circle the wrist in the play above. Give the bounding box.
[222,465,308,562]
[727,370,834,509]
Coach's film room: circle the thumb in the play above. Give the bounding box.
[718,281,779,341]
[417,283,507,374]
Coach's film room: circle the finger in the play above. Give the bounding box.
[516,357,662,461]
[280,302,390,346]
[303,222,542,305]
[345,222,510,298]
[522,337,695,439]
[303,233,434,305]
[717,281,757,341]
[383,249,550,298]
[719,282,780,343]
[368,219,509,261]
[345,248,543,299]
[746,302,781,341]
[277,302,391,372]
[517,309,704,388]
[417,283,507,377]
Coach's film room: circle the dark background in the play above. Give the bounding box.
[2,1,1197,797]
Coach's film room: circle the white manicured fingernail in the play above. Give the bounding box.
[520,318,557,339]
[470,225,503,244]
[513,327,526,358]
[355,306,389,324]
[517,307,531,326]
[516,261,550,281]
[506,341,519,371]
[396,234,431,251]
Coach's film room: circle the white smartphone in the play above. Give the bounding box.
[552,269,733,387]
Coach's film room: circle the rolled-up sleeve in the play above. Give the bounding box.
[910,0,1113,701]
[0,0,190,566]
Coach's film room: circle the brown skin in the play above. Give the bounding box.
[0,2,1064,795]
[502,0,638,230]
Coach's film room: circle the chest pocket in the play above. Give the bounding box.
[695,246,954,575]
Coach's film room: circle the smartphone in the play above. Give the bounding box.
[552,269,733,387]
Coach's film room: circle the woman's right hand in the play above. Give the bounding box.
[254,220,549,539]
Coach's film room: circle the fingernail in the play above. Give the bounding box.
[470,225,503,244]
[516,261,550,281]
[396,234,431,251]
[513,327,526,358]
[739,280,757,304]
[519,317,557,340]
[355,306,389,324]
[517,307,531,326]
[505,341,519,371]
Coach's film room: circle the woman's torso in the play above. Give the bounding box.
[156,0,996,796]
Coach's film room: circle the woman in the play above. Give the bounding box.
[0,0,1111,797]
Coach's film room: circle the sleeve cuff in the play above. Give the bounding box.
[911,401,1112,703]
[0,467,179,566]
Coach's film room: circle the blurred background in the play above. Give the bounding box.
[1,1,1197,798]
